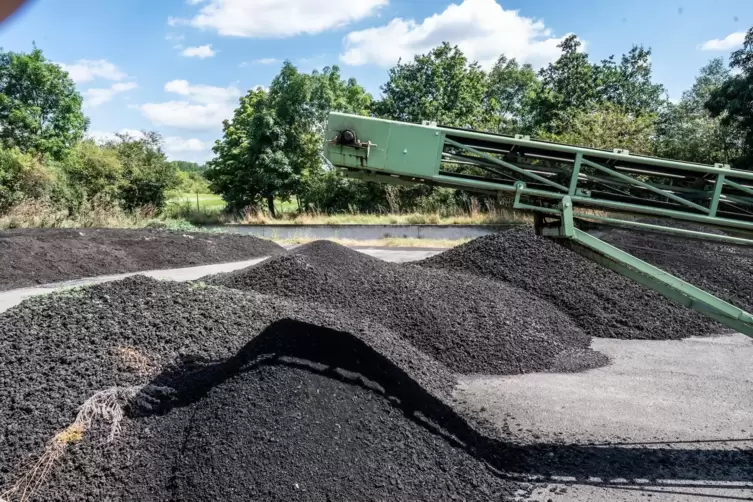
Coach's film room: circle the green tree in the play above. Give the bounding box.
[534,35,597,132]
[706,26,753,168]
[64,140,124,204]
[546,103,656,154]
[0,47,89,160]
[208,63,372,216]
[373,43,487,127]
[484,56,540,134]
[655,58,741,164]
[596,46,664,116]
[107,131,178,211]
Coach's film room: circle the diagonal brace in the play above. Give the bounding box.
[444,137,569,193]
[582,158,710,214]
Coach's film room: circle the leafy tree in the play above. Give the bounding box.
[208,63,372,216]
[706,26,753,168]
[484,56,540,134]
[546,103,656,154]
[655,58,741,164]
[534,35,597,132]
[169,160,206,174]
[107,131,178,210]
[64,140,124,204]
[0,47,89,160]
[373,43,487,127]
[596,46,664,116]
[533,37,664,135]
[0,146,55,211]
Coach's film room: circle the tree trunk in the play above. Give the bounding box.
[266,194,276,218]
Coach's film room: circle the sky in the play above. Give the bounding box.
[0,0,750,163]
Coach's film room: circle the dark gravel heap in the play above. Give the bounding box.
[209,240,607,375]
[0,276,474,501]
[603,224,753,312]
[104,330,521,502]
[419,226,719,340]
[0,228,284,290]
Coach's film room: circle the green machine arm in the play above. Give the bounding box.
[323,112,753,336]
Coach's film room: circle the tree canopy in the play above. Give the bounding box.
[0,47,89,160]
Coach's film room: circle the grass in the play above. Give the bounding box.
[234,208,531,226]
[274,236,470,248]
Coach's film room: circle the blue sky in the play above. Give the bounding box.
[0,0,750,163]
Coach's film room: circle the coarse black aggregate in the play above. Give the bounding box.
[419,226,720,340]
[0,228,284,290]
[602,223,753,312]
[209,240,608,375]
[0,276,470,501]
[101,323,524,502]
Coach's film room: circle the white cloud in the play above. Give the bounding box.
[87,129,145,143]
[138,80,242,130]
[699,31,746,51]
[58,59,127,83]
[171,0,387,38]
[253,57,279,65]
[165,32,185,42]
[181,44,217,58]
[164,136,207,152]
[83,82,138,107]
[186,0,206,4]
[340,0,568,69]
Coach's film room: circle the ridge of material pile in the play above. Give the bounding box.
[208,240,608,375]
[0,276,472,501]
[0,228,284,291]
[419,226,719,340]
[602,223,753,312]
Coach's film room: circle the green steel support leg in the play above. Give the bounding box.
[544,196,753,337]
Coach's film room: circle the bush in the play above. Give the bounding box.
[0,147,56,211]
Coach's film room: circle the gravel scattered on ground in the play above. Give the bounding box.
[602,224,753,312]
[418,226,720,340]
[0,228,284,290]
[209,240,607,375]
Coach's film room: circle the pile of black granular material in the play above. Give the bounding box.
[0,228,284,290]
[89,325,522,502]
[208,240,608,375]
[418,226,720,340]
[603,223,753,312]
[1,276,505,501]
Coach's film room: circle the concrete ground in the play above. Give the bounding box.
[458,335,753,501]
[0,247,750,500]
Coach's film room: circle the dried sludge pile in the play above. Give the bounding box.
[209,240,607,375]
[1,228,736,501]
[0,277,521,501]
[419,226,721,340]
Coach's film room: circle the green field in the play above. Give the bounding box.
[168,193,226,210]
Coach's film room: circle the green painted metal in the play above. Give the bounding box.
[324,112,753,336]
[568,152,582,196]
[580,158,711,215]
[443,137,569,192]
[724,178,753,197]
[570,213,753,245]
[709,164,729,217]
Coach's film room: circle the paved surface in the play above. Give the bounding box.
[1,247,750,501]
[457,335,753,501]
